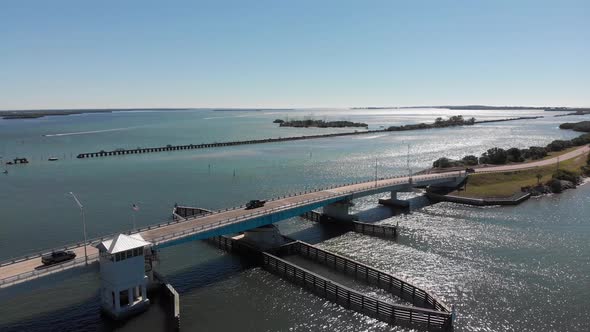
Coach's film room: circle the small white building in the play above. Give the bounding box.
[97,233,151,319]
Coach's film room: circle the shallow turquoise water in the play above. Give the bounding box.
[0,108,588,331]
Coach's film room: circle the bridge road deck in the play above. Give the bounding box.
[138,172,462,245]
[0,172,461,287]
[0,246,99,287]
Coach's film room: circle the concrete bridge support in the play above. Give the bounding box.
[322,199,357,222]
[242,225,286,250]
[378,190,410,208]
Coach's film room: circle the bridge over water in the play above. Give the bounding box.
[0,171,465,288]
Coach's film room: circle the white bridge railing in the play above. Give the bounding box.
[0,253,100,288]
[149,172,463,245]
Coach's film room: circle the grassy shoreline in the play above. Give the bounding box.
[452,151,589,198]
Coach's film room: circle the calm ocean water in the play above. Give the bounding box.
[0,108,588,331]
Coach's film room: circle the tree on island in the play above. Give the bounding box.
[462,155,478,166]
[506,148,524,162]
[277,119,368,128]
[479,147,507,165]
[431,122,590,169]
[433,157,452,168]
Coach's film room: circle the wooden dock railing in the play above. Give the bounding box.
[352,221,398,238]
[262,252,452,330]
[300,211,398,239]
[279,241,449,312]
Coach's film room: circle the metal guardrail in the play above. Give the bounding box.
[0,253,100,288]
[149,173,463,246]
[0,172,462,269]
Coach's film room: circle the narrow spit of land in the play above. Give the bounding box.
[274,119,368,128]
[75,116,543,159]
[429,120,590,198]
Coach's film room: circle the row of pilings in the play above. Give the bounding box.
[76,131,377,158]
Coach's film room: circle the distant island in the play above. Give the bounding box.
[214,108,293,112]
[386,115,475,131]
[559,121,590,132]
[386,115,542,132]
[351,105,547,110]
[0,109,113,119]
[0,108,193,120]
[274,119,368,128]
[351,105,590,113]
[554,109,590,117]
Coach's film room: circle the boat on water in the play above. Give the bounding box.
[48,157,59,161]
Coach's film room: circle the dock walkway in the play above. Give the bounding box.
[264,241,452,330]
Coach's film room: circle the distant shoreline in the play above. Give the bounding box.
[350,105,589,112]
[0,108,195,120]
[213,108,294,112]
[0,108,296,119]
[3,105,588,120]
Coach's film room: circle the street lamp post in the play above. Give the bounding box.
[374,157,378,188]
[406,144,412,182]
[69,192,88,265]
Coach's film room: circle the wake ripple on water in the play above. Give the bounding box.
[43,127,136,137]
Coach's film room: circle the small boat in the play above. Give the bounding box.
[48,157,59,161]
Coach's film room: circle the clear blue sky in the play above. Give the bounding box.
[1,0,588,110]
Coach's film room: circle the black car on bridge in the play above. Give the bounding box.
[41,250,76,266]
[245,200,266,210]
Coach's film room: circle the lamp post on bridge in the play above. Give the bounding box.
[69,192,88,265]
[406,143,413,183]
[374,157,378,188]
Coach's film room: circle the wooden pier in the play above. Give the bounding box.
[153,271,180,331]
[300,210,398,239]
[205,236,452,330]
[426,191,531,206]
[172,205,213,221]
[75,132,374,159]
[352,221,398,238]
[278,241,449,312]
[263,248,452,330]
[300,210,329,222]
[5,157,29,165]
